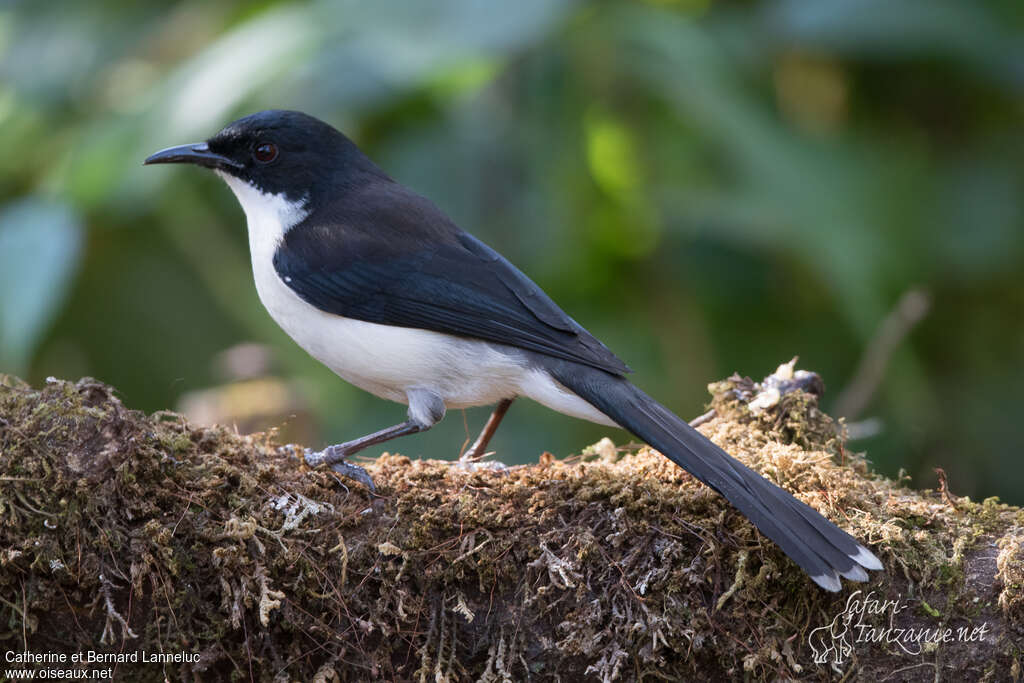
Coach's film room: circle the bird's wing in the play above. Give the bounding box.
[272,183,630,376]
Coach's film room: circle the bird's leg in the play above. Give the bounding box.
[305,388,445,491]
[460,398,514,461]
[305,421,423,491]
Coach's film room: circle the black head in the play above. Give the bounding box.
[144,110,381,203]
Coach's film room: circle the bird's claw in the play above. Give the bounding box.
[303,446,329,468]
[304,446,377,492]
[329,460,377,492]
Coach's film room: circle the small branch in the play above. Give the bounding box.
[835,288,931,420]
[99,574,138,644]
[689,408,717,428]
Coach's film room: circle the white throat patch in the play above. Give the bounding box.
[215,170,312,337]
[216,171,310,249]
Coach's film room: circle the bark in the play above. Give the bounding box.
[0,371,1021,682]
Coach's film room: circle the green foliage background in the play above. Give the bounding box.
[1,0,1021,503]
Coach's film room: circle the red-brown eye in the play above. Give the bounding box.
[253,142,278,163]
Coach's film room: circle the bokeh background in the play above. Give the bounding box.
[1,0,1022,503]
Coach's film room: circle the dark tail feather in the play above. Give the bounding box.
[551,365,882,591]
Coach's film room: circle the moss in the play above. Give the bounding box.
[1,370,1022,681]
[998,529,1024,623]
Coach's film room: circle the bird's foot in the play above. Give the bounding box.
[304,445,377,492]
[456,441,508,470]
[458,445,487,463]
[450,456,509,473]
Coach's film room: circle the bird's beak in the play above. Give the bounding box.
[143,142,241,170]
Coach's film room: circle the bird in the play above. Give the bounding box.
[144,109,882,591]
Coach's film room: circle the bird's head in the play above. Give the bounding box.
[144,110,376,220]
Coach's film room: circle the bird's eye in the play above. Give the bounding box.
[253,142,278,163]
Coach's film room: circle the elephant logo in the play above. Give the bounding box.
[808,608,855,665]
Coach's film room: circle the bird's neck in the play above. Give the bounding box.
[217,172,310,263]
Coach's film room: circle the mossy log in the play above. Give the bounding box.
[0,371,1021,682]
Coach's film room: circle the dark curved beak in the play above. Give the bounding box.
[143,142,241,170]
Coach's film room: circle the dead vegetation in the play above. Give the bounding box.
[0,369,1021,681]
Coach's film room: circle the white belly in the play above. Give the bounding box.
[253,257,528,407]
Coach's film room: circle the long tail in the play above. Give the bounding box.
[549,364,882,591]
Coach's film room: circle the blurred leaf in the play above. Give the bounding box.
[0,198,82,373]
[288,0,574,112]
[585,107,642,198]
[613,6,902,331]
[763,0,1024,86]
[155,5,316,138]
